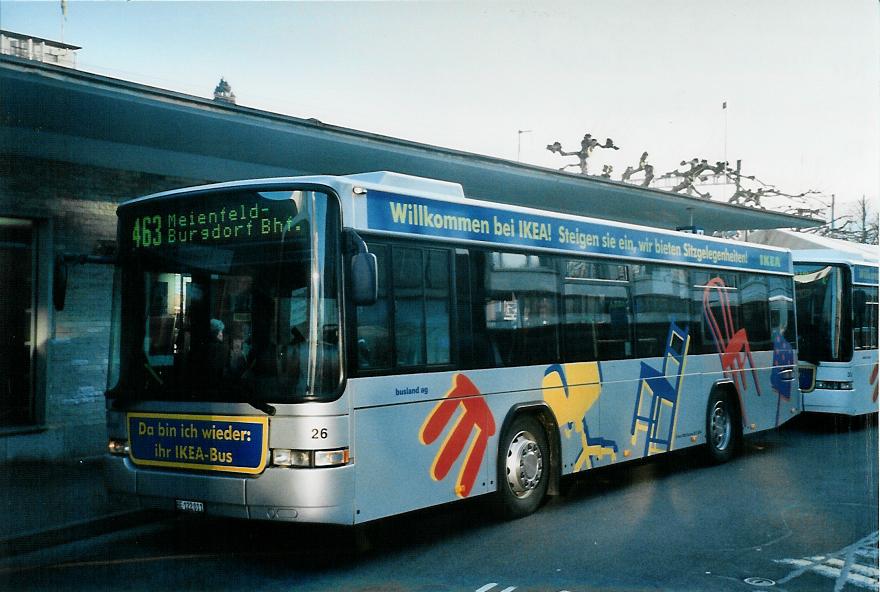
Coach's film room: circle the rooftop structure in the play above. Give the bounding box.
[0,30,80,68]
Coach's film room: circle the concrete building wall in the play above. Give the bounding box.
[0,155,208,461]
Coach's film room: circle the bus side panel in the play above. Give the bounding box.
[539,361,605,475]
[351,371,513,523]
[732,350,799,431]
[497,355,711,480]
[595,356,708,468]
[855,350,880,415]
[353,400,467,523]
[350,347,801,523]
[594,349,796,469]
[352,365,607,522]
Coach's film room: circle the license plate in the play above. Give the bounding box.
[176,500,204,513]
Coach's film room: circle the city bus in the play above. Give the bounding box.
[101,171,800,524]
[749,230,879,416]
[793,253,878,415]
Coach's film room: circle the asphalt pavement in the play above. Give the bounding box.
[0,413,875,592]
[0,457,155,556]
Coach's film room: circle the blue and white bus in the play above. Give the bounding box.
[103,172,800,523]
[750,230,879,417]
[793,253,878,416]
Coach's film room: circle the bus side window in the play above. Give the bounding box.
[393,247,426,367]
[562,259,631,362]
[631,264,689,358]
[768,275,796,344]
[355,243,453,373]
[853,286,879,350]
[454,249,475,368]
[740,273,771,351]
[424,249,451,365]
[692,270,741,354]
[482,251,560,367]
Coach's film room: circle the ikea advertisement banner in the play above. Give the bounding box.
[365,190,791,274]
[127,413,268,474]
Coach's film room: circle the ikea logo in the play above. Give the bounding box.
[760,254,782,268]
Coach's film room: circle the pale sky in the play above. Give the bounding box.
[3,0,879,219]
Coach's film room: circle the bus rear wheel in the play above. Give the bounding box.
[705,390,741,464]
[495,415,549,519]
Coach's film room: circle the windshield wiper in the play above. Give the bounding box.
[248,401,276,416]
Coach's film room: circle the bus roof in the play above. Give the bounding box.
[748,229,879,265]
[121,171,794,275]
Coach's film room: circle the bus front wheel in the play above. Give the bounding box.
[494,414,549,519]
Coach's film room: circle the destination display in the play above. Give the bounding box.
[128,413,268,474]
[120,191,301,250]
[365,190,791,273]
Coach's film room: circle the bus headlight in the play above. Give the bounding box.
[108,439,130,455]
[270,447,350,468]
[815,380,853,390]
[271,449,311,467]
[313,448,350,467]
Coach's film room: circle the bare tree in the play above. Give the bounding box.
[658,158,727,199]
[621,152,655,187]
[844,196,879,244]
[547,133,620,175]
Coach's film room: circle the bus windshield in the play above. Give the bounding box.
[109,187,341,404]
[794,263,851,363]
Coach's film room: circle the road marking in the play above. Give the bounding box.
[475,585,575,592]
[776,559,878,589]
[822,557,880,578]
[774,531,879,591]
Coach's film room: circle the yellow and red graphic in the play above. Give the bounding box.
[419,374,496,498]
[543,363,617,471]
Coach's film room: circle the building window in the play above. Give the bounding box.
[0,217,36,426]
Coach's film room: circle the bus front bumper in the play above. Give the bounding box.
[104,455,355,525]
[803,388,877,416]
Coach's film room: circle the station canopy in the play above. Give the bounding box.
[1,56,822,234]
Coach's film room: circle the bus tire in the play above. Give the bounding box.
[494,414,549,519]
[705,389,741,464]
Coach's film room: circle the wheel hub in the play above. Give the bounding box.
[505,430,543,498]
[711,401,732,451]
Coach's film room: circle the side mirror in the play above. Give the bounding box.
[53,254,69,311]
[351,251,378,306]
[344,229,378,306]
